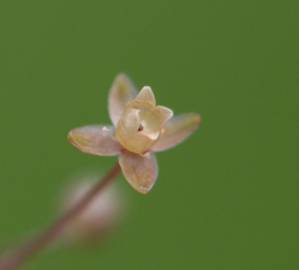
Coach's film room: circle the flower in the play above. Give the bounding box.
[68,74,201,194]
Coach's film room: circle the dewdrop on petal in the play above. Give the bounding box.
[61,177,124,244]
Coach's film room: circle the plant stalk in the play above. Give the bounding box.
[0,162,121,270]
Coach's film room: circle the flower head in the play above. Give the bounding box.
[68,74,201,194]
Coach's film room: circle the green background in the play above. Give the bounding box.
[0,0,297,269]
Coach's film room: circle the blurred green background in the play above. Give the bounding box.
[0,0,297,269]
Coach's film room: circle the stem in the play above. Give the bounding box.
[0,162,121,270]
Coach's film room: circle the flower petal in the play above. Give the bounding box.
[156,105,174,126]
[152,113,201,152]
[68,125,121,156]
[135,86,156,105]
[109,74,137,126]
[119,151,158,194]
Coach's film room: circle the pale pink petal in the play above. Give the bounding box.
[109,74,137,126]
[152,113,201,152]
[119,151,158,194]
[68,125,121,156]
[135,86,156,105]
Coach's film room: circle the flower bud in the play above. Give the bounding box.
[61,175,124,244]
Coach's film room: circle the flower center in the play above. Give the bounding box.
[138,109,161,140]
[116,106,162,155]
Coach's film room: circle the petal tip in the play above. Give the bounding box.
[128,179,156,194]
[136,186,153,194]
[67,128,92,152]
[157,106,174,124]
[111,74,135,96]
[136,86,156,105]
[192,113,202,128]
[67,129,80,147]
[114,73,131,84]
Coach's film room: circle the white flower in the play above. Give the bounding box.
[68,74,201,194]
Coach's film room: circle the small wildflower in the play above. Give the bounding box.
[68,74,201,194]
